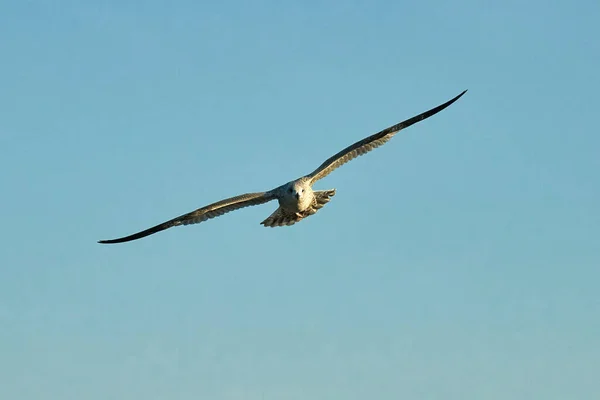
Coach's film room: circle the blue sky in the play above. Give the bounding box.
[1,0,598,398]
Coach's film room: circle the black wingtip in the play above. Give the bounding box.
[98,239,123,244]
[97,219,176,244]
[97,236,146,244]
[450,89,468,103]
[375,89,468,137]
[446,89,468,104]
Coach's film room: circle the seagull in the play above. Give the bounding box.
[99,90,466,244]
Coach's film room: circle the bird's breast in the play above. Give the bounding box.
[279,193,314,212]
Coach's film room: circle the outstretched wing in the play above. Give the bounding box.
[306,90,467,184]
[98,191,276,244]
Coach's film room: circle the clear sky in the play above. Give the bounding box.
[1,1,598,399]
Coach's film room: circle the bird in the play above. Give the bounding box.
[98,90,467,244]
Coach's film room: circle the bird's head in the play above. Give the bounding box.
[287,181,308,200]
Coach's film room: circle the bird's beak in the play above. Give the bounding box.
[294,193,300,199]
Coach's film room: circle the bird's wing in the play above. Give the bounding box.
[98,191,276,244]
[306,90,467,184]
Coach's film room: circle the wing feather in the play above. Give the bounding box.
[98,191,275,244]
[307,90,467,183]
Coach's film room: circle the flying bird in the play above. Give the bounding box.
[99,90,466,244]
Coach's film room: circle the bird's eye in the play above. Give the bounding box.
[289,188,293,193]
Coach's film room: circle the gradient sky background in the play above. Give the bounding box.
[1,1,599,399]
